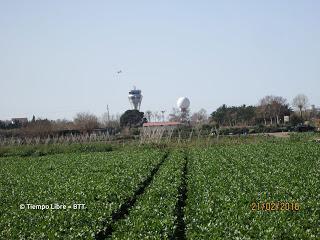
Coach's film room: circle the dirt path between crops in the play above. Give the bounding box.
[267,132,290,138]
[250,132,290,138]
[95,152,169,240]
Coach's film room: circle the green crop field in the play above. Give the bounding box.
[0,135,319,239]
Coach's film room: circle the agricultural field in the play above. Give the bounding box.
[186,141,320,239]
[0,135,319,239]
[0,148,166,239]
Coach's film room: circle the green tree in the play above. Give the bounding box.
[120,110,146,128]
[211,104,228,125]
[211,104,256,127]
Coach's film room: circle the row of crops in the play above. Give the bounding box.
[1,139,319,239]
[112,150,185,239]
[186,142,320,239]
[0,149,167,239]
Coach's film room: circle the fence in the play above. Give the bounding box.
[0,132,115,146]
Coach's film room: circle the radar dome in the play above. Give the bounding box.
[177,97,190,110]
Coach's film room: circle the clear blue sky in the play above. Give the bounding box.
[1,0,319,120]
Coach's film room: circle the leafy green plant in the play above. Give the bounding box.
[0,142,113,158]
[0,149,164,239]
[112,150,184,239]
[185,141,320,239]
[1,136,319,239]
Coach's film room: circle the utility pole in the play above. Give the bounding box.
[107,105,110,123]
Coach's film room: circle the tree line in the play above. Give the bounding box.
[0,113,121,138]
[210,94,319,127]
[0,93,319,138]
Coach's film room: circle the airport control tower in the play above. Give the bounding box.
[128,87,142,110]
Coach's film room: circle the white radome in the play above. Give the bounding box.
[177,97,190,110]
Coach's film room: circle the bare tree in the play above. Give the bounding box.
[255,104,267,125]
[100,113,109,127]
[191,108,208,126]
[258,96,274,125]
[257,95,290,125]
[53,119,74,131]
[145,110,152,122]
[156,112,162,122]
[100,113,120,128]
[24,118,54,137]
[292,94,309,119]
[168,107,190,122]
[153,111,162,122]
[168,108,181,122]
[271,96,287,124]
[74,112,99,133]
[310,105,320,119]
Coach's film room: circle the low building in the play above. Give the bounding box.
[142,122,181,128]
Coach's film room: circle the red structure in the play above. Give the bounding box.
[142,122,181,127]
